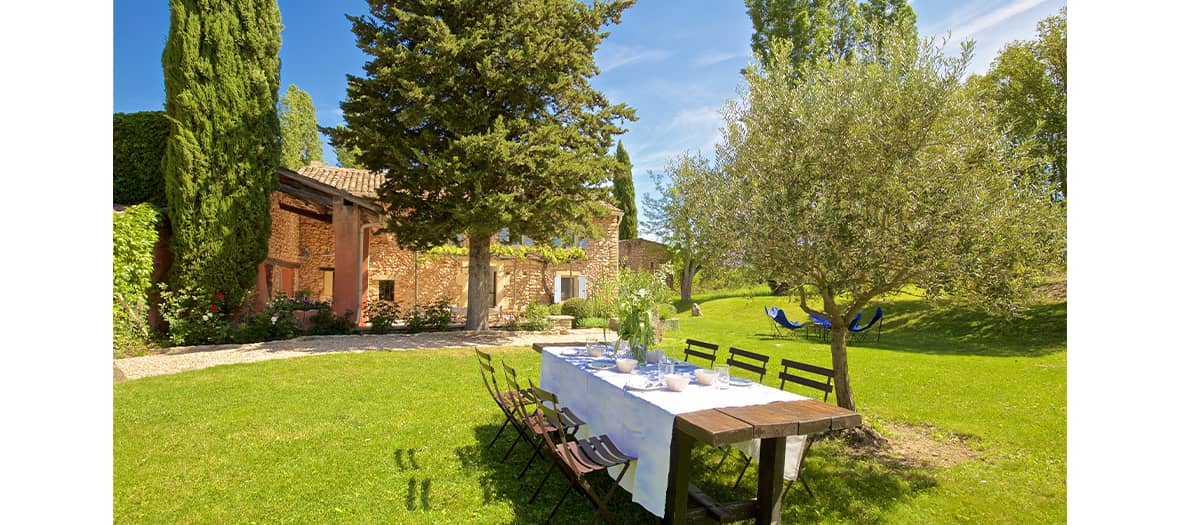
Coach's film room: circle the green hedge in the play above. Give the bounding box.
[113,204,161,353]
[113,111,170,205]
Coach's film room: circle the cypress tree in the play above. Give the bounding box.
[162,0,282,311]
[612,142,638,240]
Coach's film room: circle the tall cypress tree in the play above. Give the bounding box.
[612,142,638,240]
[279,84,323,169]
[162,0,282,310]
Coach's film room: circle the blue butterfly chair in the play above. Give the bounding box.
[807,314,831,341]
[848,306,884,343]
[765,306,804,337]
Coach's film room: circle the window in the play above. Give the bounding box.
[379,280,395,302]
[560,276,576,302]
[578,238,588,249]
[498,228,509,243]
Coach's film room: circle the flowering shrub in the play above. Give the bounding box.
[366,301,401,334]
[403,298,452,333]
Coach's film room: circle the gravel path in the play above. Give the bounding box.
[114,328,606,382]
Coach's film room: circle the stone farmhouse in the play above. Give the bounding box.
[258,163,622,324]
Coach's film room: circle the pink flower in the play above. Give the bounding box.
[215,293,225,301]
[210,304,219,313]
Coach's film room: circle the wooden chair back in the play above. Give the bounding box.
[777,358,835,402]
[683,338,720,367]
[725,347,770,383]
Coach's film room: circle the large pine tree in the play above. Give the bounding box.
[162,0,282,310]
[612,141,638,240]
[333,0,636,329]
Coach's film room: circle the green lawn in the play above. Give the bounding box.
[114,289,1065,523]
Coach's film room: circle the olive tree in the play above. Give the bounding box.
[690,33,1063,410]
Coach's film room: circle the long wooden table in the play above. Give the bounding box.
[531,342,861,525]
[667,400,860,524]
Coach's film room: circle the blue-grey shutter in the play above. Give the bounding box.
[578,275,587,299]
[553,274,562,303]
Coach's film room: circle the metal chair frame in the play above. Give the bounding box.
[475,350,530,462]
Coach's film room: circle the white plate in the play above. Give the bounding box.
[588,360,614,370]
[729,377,755,387]
[624,378,662,391]
[560,349,582,356]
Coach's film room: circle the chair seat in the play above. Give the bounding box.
[557,435,635,475]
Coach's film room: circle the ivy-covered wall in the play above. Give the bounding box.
[113,204,161,352]
[113,111,170,205]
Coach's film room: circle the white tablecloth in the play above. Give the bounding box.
[539,347,811,518]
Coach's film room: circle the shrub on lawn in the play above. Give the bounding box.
[561,297,592,321]
[548,303,563,315]
[113,203,162,355]
[658,303,677,320]
[577,316,608,329]
[518,302,552,331]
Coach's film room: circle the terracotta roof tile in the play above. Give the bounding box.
[296,164,385,199]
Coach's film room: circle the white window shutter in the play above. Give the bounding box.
[578,275,587,299]
[553,274,562,303]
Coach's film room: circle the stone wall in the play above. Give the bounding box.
[619,238,671,274]
[365,233,466,310]
[297,216,334,299]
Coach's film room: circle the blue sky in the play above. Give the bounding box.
[114,0,1066,236]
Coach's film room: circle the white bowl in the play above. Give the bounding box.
[665,374,690,392]
[615,358,638,373]
[694,369,717,386]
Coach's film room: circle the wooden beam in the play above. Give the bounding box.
[686,485,757,523]
[277,182,335,208]
[265,258,300,269]
[278,202,332,223]
[675,409,753,447]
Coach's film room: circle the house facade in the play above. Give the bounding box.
[257,163,622,324]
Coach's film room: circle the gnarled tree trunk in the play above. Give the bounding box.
[829,323,856,411]
[466,235,493,330]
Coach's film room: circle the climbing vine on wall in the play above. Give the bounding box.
[113,204,160,353]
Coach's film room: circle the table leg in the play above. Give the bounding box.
[663,427,694,524]
[755,436,786,525]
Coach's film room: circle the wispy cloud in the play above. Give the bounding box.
[695,50,748,67]
[947,0,1050,42]
[595,44,672,73]
[668,105,722,128]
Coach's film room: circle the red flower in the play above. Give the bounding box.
[215,293,225,301]
[210,304,219,313]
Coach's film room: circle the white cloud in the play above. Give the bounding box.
[668,105,722,128]
[596,44,672,73]
[695,50,748,67]
[947,0,1051,42]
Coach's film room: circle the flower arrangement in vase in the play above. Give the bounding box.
[613,264,673,364]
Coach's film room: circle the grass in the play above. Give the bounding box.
[114,288,1065,524]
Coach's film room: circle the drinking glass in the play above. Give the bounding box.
[660,358,676,385]
[714,364,731,390]
[615,340,630,359]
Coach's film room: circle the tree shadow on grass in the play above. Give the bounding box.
[456,424,657,524]
[687,440,940,525]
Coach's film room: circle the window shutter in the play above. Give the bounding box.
[578,275,587,299]
[553,274,561,303]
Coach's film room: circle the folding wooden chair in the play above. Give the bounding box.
[527,382,636,524]
[500,361,583,479]
[474,349,528,461]
[725,346,770,383]
[682,338,720,367]
[732,358,837,493]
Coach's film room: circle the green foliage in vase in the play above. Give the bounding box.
[688,30,1064,410]
[330,0,636,330]
[278,84,324,169]
[613,264,674,359]
[113,204,162,353]
[975,7,1066,198]
[162,0,283,313]
[612,142,638,240]
[113,111,170,205]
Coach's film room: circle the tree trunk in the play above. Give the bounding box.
[466,235,493,330]
[829,324,856,411]
[679,260,698,303]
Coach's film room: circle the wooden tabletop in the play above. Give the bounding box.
[675,399,860,446]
